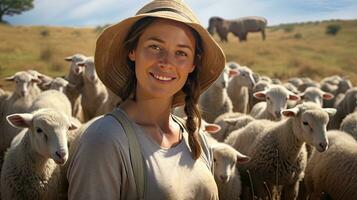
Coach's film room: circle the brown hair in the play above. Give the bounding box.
[122,17,203,159]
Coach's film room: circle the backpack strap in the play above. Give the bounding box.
[171,115,213,173]
[107,109,146,200]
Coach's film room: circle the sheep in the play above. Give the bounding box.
[0,71,41,171]
[328,87,357,129]
[298,87,334,107]
[64,54,86,121]
[247,80,270,112]
[26,70,54,91]
[321,77,352,108]
[250,85,300,121]
[227,66,256,113]
[304,130,357,200]
[340,112,357,140]
[75,57,110,121]
[225,102,336,200]
[199,66,233,123]
[212,113,255,142]
[287,77,304,88]
[212,143,250,200]
[1,108,78,200]
[43,77,75,94]
[297,81,320,92]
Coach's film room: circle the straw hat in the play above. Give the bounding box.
[95,0,226,107]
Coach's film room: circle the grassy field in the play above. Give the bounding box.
[0,19,356,90]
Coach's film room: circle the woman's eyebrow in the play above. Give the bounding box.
[147,36,193,52]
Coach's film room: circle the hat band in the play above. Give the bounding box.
[144,8,193,22]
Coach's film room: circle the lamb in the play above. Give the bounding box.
[199,66,234,123]
[75,57,110,121]
[1,71,41,171]
[340,112,357,140]
[328,87,357,129]
[64,54,86,121]
[227,66,255,113]
[26,70,54,91]
[1,108,78,200]
[299,86,334,107]
[44,77,75,94]
[225,102,336,200]
[287,77,303,88]
[250,85,300,121]
[304,130,357,200]
[212,143,250,200]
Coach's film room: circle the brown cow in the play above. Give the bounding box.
[207,16,267,42]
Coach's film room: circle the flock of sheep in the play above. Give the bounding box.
[175,61,357,200]
[0,53,356,200]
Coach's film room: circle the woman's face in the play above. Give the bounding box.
[129,18,196,101]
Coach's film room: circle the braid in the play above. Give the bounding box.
[182,62,202,160]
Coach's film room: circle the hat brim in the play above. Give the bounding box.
[95,11,225,107]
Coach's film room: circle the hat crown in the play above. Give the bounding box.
[136,0,200,23]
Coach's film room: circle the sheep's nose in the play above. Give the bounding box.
[56,151,67,159]
[275,111,281,118]
[318,142,328,152]
[220,175,228,182]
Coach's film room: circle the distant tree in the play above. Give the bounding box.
[0,0,34,24]
[326,24,341,36]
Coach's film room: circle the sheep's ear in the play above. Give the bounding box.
[31,78,41,83]
[288,93,301,101]
[323,108,337,117]
[322,92,334,100]
[64,56,73,61]
[4,76,15,82]
[223,118,238,126]
[69,119,80,131]
[253,91,266,100]
[236,151,250,164]
[281,107,299,117]
[228,69,239,78]
[204,123,221,134]
[6,113,33,128]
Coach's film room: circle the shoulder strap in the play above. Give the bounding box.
[171,115,213,173]
[107,109,145,200]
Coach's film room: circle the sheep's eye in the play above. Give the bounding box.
[303,121,309,126]
[213,158,217,162]
[242,74,246,76]
[267,97,270,100]
[36,128,43,133]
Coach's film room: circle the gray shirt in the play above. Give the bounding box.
[67,108,218,200]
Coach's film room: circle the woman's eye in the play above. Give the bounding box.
[36,128,43,133]
[303,121,309,126]
[149,45,160,51]
[176,50,187,57]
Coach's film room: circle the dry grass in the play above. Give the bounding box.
[0,19,356,90]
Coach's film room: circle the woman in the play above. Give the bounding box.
[67,0,225,199]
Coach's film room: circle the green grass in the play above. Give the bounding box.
[0,19,356,90]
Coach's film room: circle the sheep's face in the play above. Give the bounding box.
[237,68,255,89]
[50,78,69,93]
[301,88,334,107]
[65,54,86,75]
[299,110,330,152]
[30,111,76,165]
[5,72,39,97]
[83,60,98,83]
[212,145,250,184]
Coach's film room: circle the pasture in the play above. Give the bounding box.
[0,19,356,90]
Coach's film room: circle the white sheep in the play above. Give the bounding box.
[227,66,256,113]
[225,102,336,200]
[212,143,250,200]
[299,86,334,107]
[304,130,357,199]
[250,85,300,121]
[340,112,357,140]
[26,70,54,91]
[287,77,304,88]
[75,57,110,121]
[199,67,234,123]
[328,87,357,129]
[1,71,41,170]
[1,108,78,199]
[64,54,86,121]
[42,77,75,94]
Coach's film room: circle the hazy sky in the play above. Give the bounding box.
[5,0,357,27]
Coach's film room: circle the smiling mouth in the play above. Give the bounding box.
[150,72,176,81]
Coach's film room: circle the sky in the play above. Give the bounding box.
[4,0,357,27]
